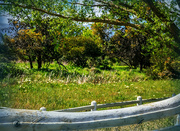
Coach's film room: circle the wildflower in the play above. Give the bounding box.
[10,39,15,43]
[13,21,18,24]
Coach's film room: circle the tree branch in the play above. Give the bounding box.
[0,2,142,29]
[96,0,155,26]
[67,2,106,7]
[95,0,136,14]
[176,0,180,8]
[143,0,180,43]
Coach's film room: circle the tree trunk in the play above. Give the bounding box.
[28,56,33,69]
[140,62,143,72]
[37,51,42,69]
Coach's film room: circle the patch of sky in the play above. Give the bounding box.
[0,12,13,36]
[0,13,10,42]
[164,0,180,28]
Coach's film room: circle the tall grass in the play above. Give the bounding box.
[13,62,147,84]
[1,62,180,109]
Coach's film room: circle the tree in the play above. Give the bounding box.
[110,27,151,71]
[58,36,101,67]
[0,0,179,50]
[0,0,180,75]
[0,34,17,63]
[91,23,112,59]
[4,16,84,69]
[3,19,45,69]
[30,17,84,69]
[5,28,44,69]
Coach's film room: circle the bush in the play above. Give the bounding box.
[58,36,101,67]
[0,42,23,79]
[87,56,112,70]
[0,63,25,79]
[146,56,180,79]
[0,43,18,63]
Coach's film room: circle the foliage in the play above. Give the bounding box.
[91,23,111,49]
[109,26,151,71]
[91,23,112,44]
[58,36,101,67]
[81,26,110,69]
[147,51,180,79]
[0,40,17,63]
[0,62,25,80]
[1,0,179,49]
[4,28,44,69]
[86,56,113,69]
[0,38,23,80]
[0,0,180,77]
[4,17,85,69]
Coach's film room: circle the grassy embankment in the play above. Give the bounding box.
[0,61,180,130]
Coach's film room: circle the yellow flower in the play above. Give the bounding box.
[10,39,15,43]
[13,21,18,24]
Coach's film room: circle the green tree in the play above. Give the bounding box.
[4,16,84,69]
[0,0,180,76]
[28,17,84,69]
[5,28,44,69]
[110,27,151,71]
[91,23,112,57]
[1,0,179,49]
[58,36,101,67]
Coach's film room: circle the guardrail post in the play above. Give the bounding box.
[175,114,180,125]
[91,101,97,111]
[137,96,142,106]
[40,107,46,111]
[172,94,180,126]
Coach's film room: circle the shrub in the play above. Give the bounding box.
[58,36,101,67]
[146,55,180,79]
[90,56,112,70]
[0,63,25,80]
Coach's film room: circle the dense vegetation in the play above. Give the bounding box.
[0,0,180,78]
[0,0,180,130]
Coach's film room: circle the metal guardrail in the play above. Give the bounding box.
[54,97,170,112]
[0,94,180,131]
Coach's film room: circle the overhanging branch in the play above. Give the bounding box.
[0,2,142,29]
[143,0,180,43]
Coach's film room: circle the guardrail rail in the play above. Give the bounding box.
[0,94,180,131]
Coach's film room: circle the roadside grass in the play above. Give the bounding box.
[1,78,179,110]
[0,62,180,130]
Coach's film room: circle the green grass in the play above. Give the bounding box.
[1,78,179,110]
[0,61,180,130]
